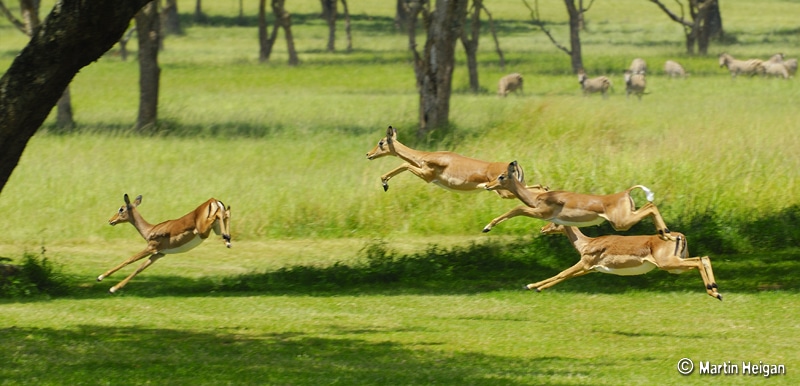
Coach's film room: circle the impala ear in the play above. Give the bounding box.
[508,161,517,174]
[386,125,396,144]
[133,195,142,207]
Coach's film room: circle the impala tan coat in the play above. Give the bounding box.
[99,194,231,293]
[366,126,548,199]
[483,161,674,240]
[530,223,722,300]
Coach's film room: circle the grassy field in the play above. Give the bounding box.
[1,0,799,384]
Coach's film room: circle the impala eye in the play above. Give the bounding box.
[379,140,385,150]
[118,208,124,214]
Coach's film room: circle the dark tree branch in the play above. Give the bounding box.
[0,0,151,193]
[523,0,571,55]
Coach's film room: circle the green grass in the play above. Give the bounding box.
[1,291,797,384]
[2,0,800,384]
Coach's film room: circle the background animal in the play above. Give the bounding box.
[624,70,647,100]
[498,73,523,97]
[629,57,647,74]
[578,71,611,98]
[719,53,765,77]
[664,60,687,78]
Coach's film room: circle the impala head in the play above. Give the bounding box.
[109,194,142,226]
[485,161,522,191]
[366,125,398,160]
[220,202,232,248]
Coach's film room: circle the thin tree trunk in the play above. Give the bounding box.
[135,2,160,131]
[194,0,206,23]
[461,0,482,93]
[55,87,74,130]
[565,0,584,73]
[162,0,182,35]
[322,0,336,52]
[341,0,352,52]
[258,0,269,62]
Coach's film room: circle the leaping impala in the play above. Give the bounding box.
[98,194,231,293]
[366,126,549,198]
[482,161,674,240]
[530,223,721,300]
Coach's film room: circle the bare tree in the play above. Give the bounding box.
[135,2,161,131]
[0,0,152,194]
[649,0,722,55]
[408,0,469,139]
[525,0,594,74]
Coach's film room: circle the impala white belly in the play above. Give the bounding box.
[552,217,606,227]
[160,235,204,254]
[592,261,656,276]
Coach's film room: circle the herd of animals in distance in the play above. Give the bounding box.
[97,51,800,298]
[498,53,797,99]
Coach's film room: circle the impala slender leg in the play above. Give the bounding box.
[607,202,675,241]
[380,164,412,191]
[483,206,548,232]
[97,248,156,282]
[109,253,164,294]
[526,263,590,292]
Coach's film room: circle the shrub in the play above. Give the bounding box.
[0,249,70,298]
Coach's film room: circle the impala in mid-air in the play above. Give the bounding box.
[483,161,675,240]
[366,126,548,198]
[98,194,231,293]
[531,223,721,300]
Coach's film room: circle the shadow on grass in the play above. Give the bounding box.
[71,235,799,299]
[0,325,586,385]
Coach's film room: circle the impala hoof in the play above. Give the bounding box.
[382,184,389,192]
[717,294,723,301]
[109,287,117,294]
[97,275,104,282]
[482,227,491,233]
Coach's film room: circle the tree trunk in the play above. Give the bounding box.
[395,0,411,33]
[565,0,584,73]
[0,0,151,194]
[194,0,206,23]
[162,0,182,35]
[55,87,75,131]
[135,2,160,132]
[649,0,721,56]
[411,0,469,139]
[322,0,336,52]
[272,0,299,66]
[341,0,352,52]
[461,0,482,93]
[258,0,269,62]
